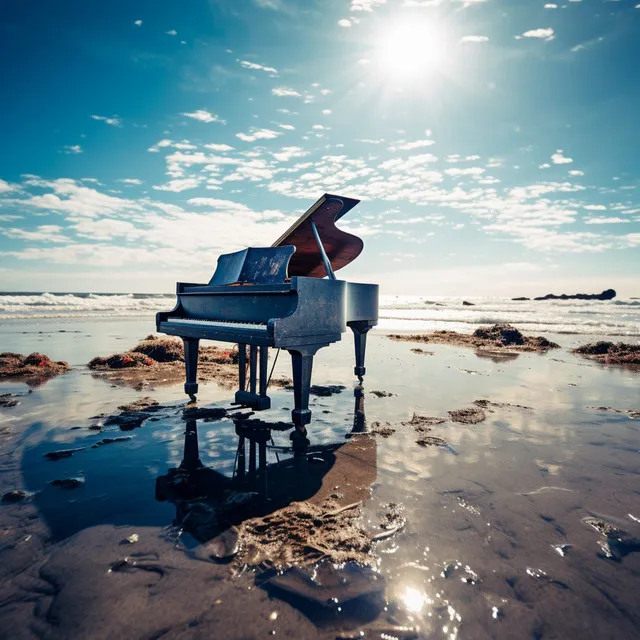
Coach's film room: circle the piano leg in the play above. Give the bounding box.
[288,347,316,434]
[183,337,199,400]
[348,321,373,381]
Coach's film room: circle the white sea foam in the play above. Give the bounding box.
[0,292,638,337]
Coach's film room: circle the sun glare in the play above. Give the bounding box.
[375,21,450,80]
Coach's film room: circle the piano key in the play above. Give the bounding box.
[163,318,269,332]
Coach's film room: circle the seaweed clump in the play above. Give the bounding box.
[389,323,559,352]
[573,342,640,368]
[240,500,371,569]
[0,352,70,383]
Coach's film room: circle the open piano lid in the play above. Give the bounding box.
[272,193,362,278]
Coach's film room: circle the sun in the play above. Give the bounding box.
[374,20,450,80]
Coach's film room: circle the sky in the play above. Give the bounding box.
[0,0,639,297]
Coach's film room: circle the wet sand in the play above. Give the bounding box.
[1,318,639,639]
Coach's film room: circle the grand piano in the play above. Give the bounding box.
[156,194,378,438]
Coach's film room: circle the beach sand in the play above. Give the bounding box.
[1,317,639,639]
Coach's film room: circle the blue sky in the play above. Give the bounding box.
[0,0,638,296]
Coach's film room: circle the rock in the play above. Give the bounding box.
[370,422,395,438]
[182,406,228,422]
[309,385,346,396]
[401,414,446,432]
[181,502,228,542]
[91,437,132,448]
[45,448,86,460]
[265,561,385,607]
[50,477,84,489]
[511,297,530,301]
[416,436,448,447]
[0,393,20,408]
[534,289,616,301]
[104,412,148,430]
[448,407,487,424]
[192,526,240,561]
[2,490,28,503]
[462,300,475,306]
[117,397,160,413]
[370,390,395,398]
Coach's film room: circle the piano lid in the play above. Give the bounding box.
[272,193,362,278]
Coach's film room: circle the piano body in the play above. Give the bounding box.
[156,194,378,437]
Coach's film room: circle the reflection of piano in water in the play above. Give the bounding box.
[156,194,378,439]
[155,387,376,542]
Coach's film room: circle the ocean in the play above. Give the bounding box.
[0,291,639,337]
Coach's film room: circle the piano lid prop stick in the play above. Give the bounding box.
[310,219,336,280]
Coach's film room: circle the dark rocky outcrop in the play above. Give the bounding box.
[511,297,530,301]
[462,300,475,306]
[533,289,616,301]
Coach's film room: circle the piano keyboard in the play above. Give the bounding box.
[164,318,269,332]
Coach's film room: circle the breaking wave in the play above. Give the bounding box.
[0,292,638,337]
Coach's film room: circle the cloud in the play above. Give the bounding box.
[516,28,555,41]
[272,87,301,97]
[118,178,143,185]
[338,19,352,27]
[568,169,584,176]
[2,225,69,243]
[322,109,332,115]
[388,139,435,151]
[91,114,122,127]
[254,0,286,8]
[271,146,309,162]
[235,128,282,142]
[181,110,225,124]
[238,60,278,74]
[62,145,83,154]
[203,143,235,151]
[350,0,386,10]
[278,124,295,130]
[0,179,16,193]
[166,30,177,36]
[551,150,573,164]
[134,20,142,26]
[444,167,486,176]
[460,35,489,43]
[584,217,630,225]
[152,178,201,192]
[544,3,558,7]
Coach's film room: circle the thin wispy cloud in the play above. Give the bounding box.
[238,60,278,74]
[91,115,122,127]
[62,145,83,154]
